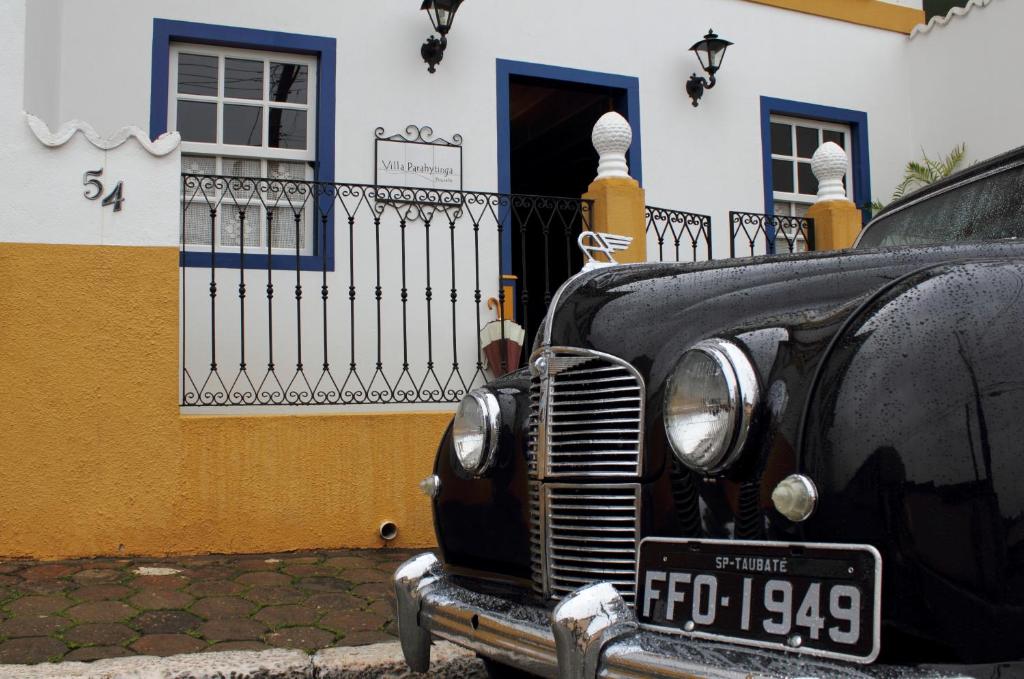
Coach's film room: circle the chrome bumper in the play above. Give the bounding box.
[394,553,973,679]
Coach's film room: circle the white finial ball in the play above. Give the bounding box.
[811,141,848,203]
[592,111,632,180]
[592,111,632,156]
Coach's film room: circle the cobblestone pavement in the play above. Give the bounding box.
[0,548,419,665]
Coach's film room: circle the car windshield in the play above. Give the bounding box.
[856,161,1024,248]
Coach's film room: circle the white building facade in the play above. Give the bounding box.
[12,0,1021,414]
[1,0,1022,558]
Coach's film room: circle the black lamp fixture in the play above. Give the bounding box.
[685,29,733,107]
[421,0,464,73]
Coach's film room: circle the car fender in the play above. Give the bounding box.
[800,258,1024,662]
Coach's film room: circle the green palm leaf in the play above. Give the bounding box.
[873,144,967,211]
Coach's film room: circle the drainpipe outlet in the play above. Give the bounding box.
[379,520,399,541]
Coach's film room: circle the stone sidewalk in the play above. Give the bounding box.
[0,548,420,665]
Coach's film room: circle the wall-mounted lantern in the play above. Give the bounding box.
[421,0,465,73]
[685,29,733,107]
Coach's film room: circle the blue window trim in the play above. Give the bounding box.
[496,59,642,274]
[151,19,337,271]
[759,96,871,225]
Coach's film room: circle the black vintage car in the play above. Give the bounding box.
[394,146,1024,678]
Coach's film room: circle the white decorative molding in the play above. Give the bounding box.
[910,0,993,38]
[24,113,181,156]
[591,111,632,180]
[811,142,849,203]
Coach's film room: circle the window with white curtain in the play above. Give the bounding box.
[770,115,853,218]
[769,115,853,252]
[170,44,317,254]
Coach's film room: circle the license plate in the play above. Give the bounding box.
[636,538,881,663]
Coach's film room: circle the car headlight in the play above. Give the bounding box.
[664,338,758,473]
[452,389,500,475]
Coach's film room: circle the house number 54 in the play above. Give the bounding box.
[82,169,125,212]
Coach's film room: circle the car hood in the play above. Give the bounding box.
[541,240,1024,400]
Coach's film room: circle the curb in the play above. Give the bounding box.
[0,641,486,679]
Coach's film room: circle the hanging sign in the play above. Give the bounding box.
[374,125,463,193]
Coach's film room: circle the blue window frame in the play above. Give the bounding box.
[759,97,871,224]
[151,19,337,271]
[496,59,642,274]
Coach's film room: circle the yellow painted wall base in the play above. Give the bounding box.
[806,199,863,250]
[177,412,449,554]
[583,177,647,264]
[0,242,448,559]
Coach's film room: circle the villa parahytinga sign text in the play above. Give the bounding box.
[374,125,463,202]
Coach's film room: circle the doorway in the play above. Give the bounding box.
[497,61,641,348]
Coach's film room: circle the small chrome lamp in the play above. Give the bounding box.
[421,0,465,73]
[686,29,733,107]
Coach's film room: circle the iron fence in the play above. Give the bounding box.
[729,211,815,257]
[180,174,592,406]
[644,206,713,262]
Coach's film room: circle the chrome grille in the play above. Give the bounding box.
[528,376,543,593]
[528,480,544,595]
[526,347,644,602]
[542,350,643,478]
[544,483,641,603]
[527,375,541,477]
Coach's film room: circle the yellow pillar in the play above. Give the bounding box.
[805,141,862,251]
[582,111,646,263]
[805,199,862,250]
[501,274,517,319]
[583,177,647,263]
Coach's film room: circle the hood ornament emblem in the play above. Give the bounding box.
[578,231,633,271]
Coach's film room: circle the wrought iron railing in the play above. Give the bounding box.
[644,206,713,262]
[729,211,815,257]
[180,174,591,406]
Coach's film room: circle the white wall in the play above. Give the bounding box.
[23,0,61,129]
[16,0,933,409]
[1,0,180,250]
[906,0,1024,170]
[36,0,922,227]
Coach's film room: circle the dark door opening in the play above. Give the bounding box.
[508,75,629,347]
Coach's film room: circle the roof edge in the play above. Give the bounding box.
[910,0,993,38]
[742,0,925,34]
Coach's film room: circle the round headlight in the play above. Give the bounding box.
[452,389,500,475]
[664,339,758,473]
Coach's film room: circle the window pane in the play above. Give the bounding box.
[223,157,262,178]
[224,58,263,99]
[178,53,218,96]
[182,154,216,175]
[268,160,307,181]
[265,162,307,202]
[270,207,306,249]
[269,63,308,104]
[223,105,263,146]
[184,203,213,245]
[798,161,818,195]
[221,204,263,247]
[796,126,819,158]
[268,108,307,149]
[823,130,845,149]
[771,122,792,156]
[772,159,794,193]
[177,100,217,143]
[222,159,263,201]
